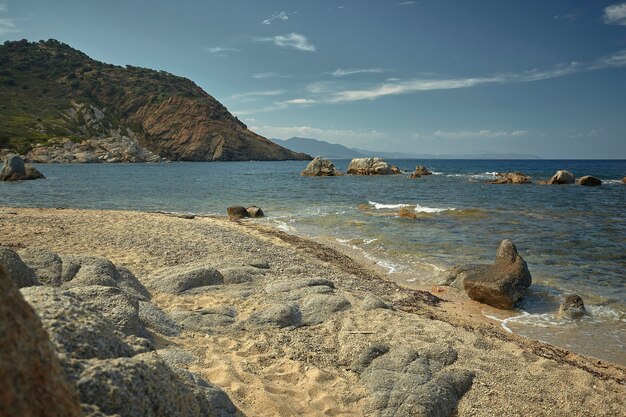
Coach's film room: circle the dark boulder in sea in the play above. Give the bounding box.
[246,206,265,218]
[456,240,532,309]
[227,206,250,220]
[557,294,587,320]
[578,176,602,186]
[487,172,531,184]
[0,154,45,181]
[347,157,401,175]
[301,156,343,176]
[0,266,82,417]
[409,165,433,178]
[540,170,575,185]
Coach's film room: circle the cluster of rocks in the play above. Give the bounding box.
[25,135,164,163]
[438,240,532,310]
[347,157,401,175]
[0,246,240,417]
[226,205,265,220]
[487,172,531,184]
[0,154,45,181]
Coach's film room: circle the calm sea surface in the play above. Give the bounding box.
[1,159,625,365]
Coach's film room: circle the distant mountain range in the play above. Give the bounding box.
[271,137,542,160]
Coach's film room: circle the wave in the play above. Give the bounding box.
[368,201,412,209]
[603,179,625,185]
[368,201,457,214]
[415,204,455,213]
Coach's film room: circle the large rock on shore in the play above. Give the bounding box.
[227,206,249,220]
[542,170,575,184]
[487,172,531,184]
[0,154,45,181]
[409,165,432,178]
[0,266,82,417]
[301,156,342,176]
[146,264,224,294]
[462,240,532,309]
[347,157,401,175]
[578,176,602,186]
[0,246,40,288]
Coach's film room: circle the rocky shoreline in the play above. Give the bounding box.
[1,207,625,417]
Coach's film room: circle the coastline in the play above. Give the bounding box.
[1,206,624,416]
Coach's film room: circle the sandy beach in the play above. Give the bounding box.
[1,206,624,417]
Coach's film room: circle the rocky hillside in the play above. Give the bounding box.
[0,39,310,161]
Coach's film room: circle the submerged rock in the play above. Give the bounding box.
[0,154,45,181]
[409,165,432,178]
[0,266,82,417]
[578,176,602,186]
[347,157,401,175]
[301,156,342,176]
[455,240,532,309]
[557,294,587,319]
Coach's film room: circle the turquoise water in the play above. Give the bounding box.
[1,159,625,364]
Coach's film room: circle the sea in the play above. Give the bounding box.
[1,159,625,365]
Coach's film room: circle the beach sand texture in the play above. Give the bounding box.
[1,207,624,417]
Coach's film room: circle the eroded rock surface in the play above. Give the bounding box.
[301,156,343,176]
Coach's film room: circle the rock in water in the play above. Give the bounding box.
[543,170,575,184]
[347,157,400,175]
[463,240,532,309]
[487,172,531,184]
[0,154,45,181]
[246,206,264,217]
[578,176,602,186]
[409,165,432,178]
[301,156,342,176]
[557,294,587,319]
[227,206,250,220]
[0,266,82,417]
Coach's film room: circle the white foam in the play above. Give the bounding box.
[431,171,444,175]
[368,201,411,209]
[603,179,624,185]
[414,204,456,214]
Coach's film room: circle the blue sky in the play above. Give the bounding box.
[2,0,626,158]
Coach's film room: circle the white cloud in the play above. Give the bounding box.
[331,68,387,77]
[204,46,240,54]
[262,11,289,25]
[313,49,626,103]
[284,98,317,104]
[398,1,417,6]
[604,3,626,25]
[231,90,286,100]
[253,72,277,79]
[0,3,18,35]
[432,130,529,139]
[256,33,316,52]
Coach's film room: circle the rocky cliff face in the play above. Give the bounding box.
[0,39,310,162]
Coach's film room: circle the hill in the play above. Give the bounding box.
[0,39,310,161]
[271,137,366,159]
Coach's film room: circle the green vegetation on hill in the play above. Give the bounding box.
[0,39,306,161]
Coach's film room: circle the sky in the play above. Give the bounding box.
[1,0,626,158]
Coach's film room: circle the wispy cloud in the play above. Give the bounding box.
[432,130,529,139]
[255,33,316,52]
[204,46,240,54]
[604,3,626,25]
[331,68,387,77]
[231,90,286,101]
[262,11,289,25]
[253,72,278,79]
[314,49,626,103]
[398,1,417,6]
[0,2,18,35]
